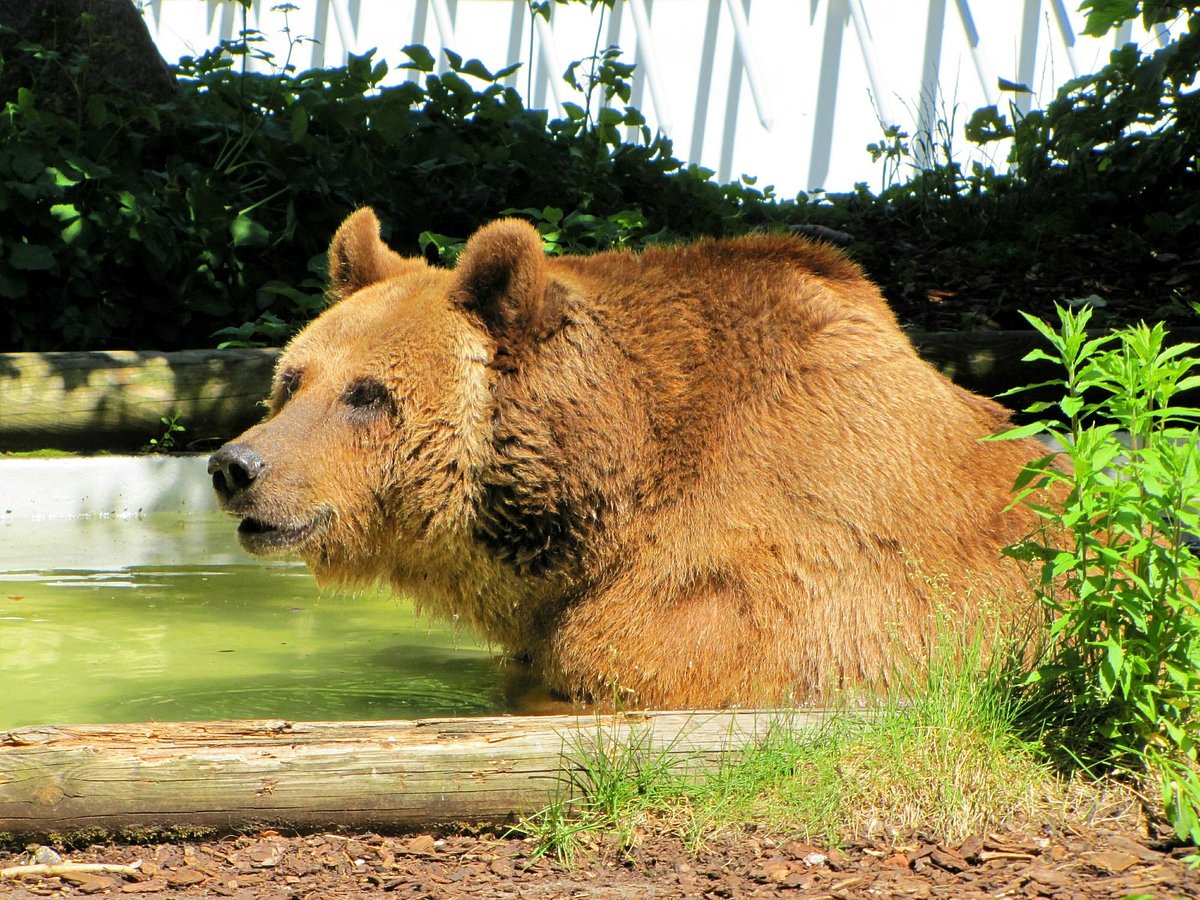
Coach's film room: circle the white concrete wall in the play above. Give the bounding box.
[0,456,248,570]
[0,456,216,520]
[138,0,1175,198]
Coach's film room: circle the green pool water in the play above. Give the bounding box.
[0,513,512,729]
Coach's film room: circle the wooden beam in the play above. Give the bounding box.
[0,711,835,842]
[0,349,277,453]
[4,329,1198,452]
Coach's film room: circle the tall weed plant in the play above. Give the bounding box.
[993,305,1200,844]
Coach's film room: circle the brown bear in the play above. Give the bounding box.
[209,208,1045,708]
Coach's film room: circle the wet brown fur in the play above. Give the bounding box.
[216,207,1047,708]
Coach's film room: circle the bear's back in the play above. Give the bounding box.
[549,233,890,341]
[535,234,924,482]
[531,231,1026,581]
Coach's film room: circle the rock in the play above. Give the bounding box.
[824,847,849,870]
[165,867,207,887]
[761,859,792,883]
[779,870,815,889]
[61,872,119,893]
[489,858,515,878]
[957,834,985,862]
[27,845,63,866]
[120,879,168,893]
[406,835,437,855]
[1103,833,1163,862]
[1024,865,1073,889]
[246,842,284,868]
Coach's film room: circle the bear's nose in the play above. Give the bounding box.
[208,442,267,502]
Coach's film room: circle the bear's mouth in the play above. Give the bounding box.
[236,512,329,555]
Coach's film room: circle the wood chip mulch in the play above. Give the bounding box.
[2,825,1197,899]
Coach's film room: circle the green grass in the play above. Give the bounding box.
[678,627,1054,849]
[516,621,1064,861]
[519,704,690,865]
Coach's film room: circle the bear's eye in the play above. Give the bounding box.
[341,378,393,416]
[271,367,303,411]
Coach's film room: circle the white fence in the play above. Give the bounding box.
[138,0,1174,198]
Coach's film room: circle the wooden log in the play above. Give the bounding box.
[0,349,278,453]
[3,328,1198,452]
[0,711,837,842]
[912,327,1200,400]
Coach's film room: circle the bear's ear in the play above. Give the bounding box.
[326,207,413,303]
[450,219,562,350]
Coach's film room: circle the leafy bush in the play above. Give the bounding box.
[0,15,782,352]
[5,0,1200,350]
[968,2,1200,230]
[994,305,1200,844]
[805,1,1200,333]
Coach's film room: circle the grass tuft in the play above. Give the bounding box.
[517,615,1067,861]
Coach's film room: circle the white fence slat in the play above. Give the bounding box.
[722,0,773,131]
[954,0,996,106]
[139,1,1175,197]
[628,0,673,133]
[532,7,567,110]
[688,0,723,163]
[431,0,458,53]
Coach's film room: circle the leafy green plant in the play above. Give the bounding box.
[824,2,1200,335]
[145,413,186,453]
[992,304,1200,845]
[1078,0,1190,35]
[555,45,647,151]
[866,123,911,192]
[964,3,1200,240]
[502,205,657,254]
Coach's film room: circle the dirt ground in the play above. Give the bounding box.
[2,823,1197,899]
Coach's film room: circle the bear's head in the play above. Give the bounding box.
[208,207,564,588]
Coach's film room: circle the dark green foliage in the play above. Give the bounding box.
[5,1,1200,350]
[799,4,1200,333]
[0,25,780,351]
[1079,0,1191,35]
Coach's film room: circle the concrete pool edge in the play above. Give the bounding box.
[0,455,245,571]
[0,455,217,521]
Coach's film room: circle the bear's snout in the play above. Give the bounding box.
[209,442,267,504]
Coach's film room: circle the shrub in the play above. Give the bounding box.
[993,305,1200,844]
[6,0,1200,351]
[0,19,783,352]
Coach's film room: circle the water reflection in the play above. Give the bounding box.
[0,519,517,728]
